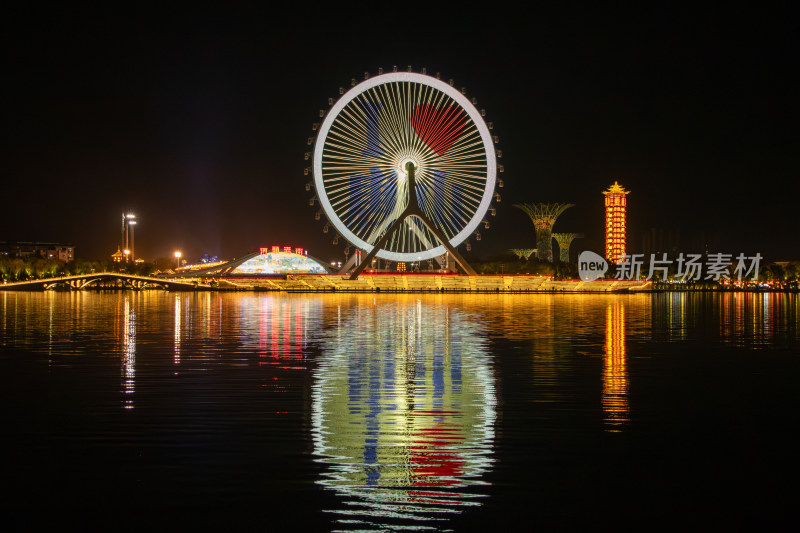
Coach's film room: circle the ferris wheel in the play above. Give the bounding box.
[309,69,501,275]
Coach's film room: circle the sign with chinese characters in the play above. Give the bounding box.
[579,252,762,282]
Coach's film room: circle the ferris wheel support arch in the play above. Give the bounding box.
[348,161,475,279]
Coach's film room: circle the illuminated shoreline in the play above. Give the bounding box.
[3,273,797,293]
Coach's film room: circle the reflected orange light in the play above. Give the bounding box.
[603,303,629,431]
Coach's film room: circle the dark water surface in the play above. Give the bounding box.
[2,292,798,531]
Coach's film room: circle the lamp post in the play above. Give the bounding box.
[174,251,182,269]
[128,220,136,263]
[122,213,137,263]
[125,214,136,263]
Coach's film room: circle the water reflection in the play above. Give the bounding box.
[603,302,629,431]
[174,294,181,366]
[653,292,689,340]
[121,296,136,409]
[1,291,799,530]
[256,296,309,365]
[652,292,799,346]
[311,296,496,530]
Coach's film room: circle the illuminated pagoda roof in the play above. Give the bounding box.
[603,181,630,195]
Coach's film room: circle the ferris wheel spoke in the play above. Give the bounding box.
[436,138,486,162]
[370,83,409,157]
[430,198,470,236]
[347,185,400,238]
[421,184,474,238]
[341,177,400,236]
[407,222,429,253]
[328,115,370,154]
[434,176,486,195]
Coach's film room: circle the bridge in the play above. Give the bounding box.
[0,273,199,291]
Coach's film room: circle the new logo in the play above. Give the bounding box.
[578,251,608,282]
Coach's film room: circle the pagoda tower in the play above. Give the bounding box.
[603,181,629,263]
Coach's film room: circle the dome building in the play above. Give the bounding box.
[170,246,331,278]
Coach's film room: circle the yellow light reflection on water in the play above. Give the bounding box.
[603,302,629,431]
[174,294,181,366]
[121,296,136,410]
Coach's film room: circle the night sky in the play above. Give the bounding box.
[5,5,798,263]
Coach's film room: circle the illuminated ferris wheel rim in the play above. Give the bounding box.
[312,72,497,262]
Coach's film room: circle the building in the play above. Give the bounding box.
[111,247,125,263]
[169,246,331,278]
[603,182,629,263]
[0,241,75,262]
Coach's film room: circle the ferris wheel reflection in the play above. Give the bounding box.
[311,297,497,529]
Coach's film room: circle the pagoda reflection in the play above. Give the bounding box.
[602,301,629,431]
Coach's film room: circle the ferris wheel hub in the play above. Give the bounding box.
[396,157,420,179]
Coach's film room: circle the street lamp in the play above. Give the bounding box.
[122,213,137,263]
[127,219,136,263]
[174,251,182,269]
